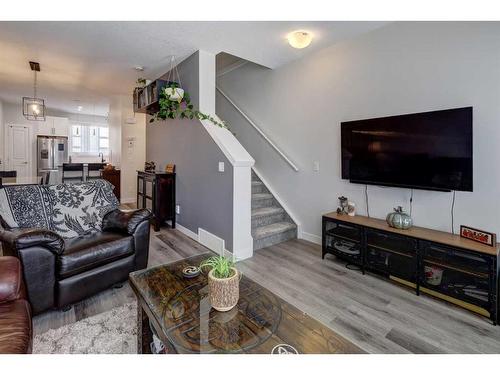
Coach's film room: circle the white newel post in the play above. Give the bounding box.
[198,50,255,260]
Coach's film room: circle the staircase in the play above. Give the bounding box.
[251,170,297,250]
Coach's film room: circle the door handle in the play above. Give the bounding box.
[23,162,28,164]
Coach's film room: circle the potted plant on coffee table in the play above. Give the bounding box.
[200,255,239,312]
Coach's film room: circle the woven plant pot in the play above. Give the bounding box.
[208,267,239,312]
[164,87,184,102]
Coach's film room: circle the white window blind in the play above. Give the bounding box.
[70,123,109,154]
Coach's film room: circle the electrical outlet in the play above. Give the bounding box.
[313,161,320,172]
[218,162,225,172]
[175,205,180,214]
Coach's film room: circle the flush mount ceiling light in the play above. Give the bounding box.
[23,61,46,121]
[287,30,313,49]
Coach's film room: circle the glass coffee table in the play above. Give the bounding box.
[129,253,363,354]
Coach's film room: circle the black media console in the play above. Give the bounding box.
[322,212,499,324]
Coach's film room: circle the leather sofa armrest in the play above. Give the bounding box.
[0,228,65,255]
[0,256,26,303]
[102,209,152,235]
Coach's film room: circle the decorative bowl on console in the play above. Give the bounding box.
[386,206,413,230]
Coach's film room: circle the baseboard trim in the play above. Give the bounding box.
[198,228,225,256]
[176,223,198,242]
[299,231,322,245]
[175,224,235,259]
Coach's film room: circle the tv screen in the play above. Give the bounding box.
[341,107,473,192]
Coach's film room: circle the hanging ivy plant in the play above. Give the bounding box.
[149,82,227,129]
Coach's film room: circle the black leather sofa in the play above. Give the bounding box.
[0,208,151,314]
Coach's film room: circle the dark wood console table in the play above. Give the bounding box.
[101,168,120,201]
[322,212,499,324]
[137,171,176,231]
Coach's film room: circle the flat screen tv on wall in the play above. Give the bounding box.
[341,107,473,192]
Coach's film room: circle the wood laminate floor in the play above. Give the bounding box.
[33,227,500,353]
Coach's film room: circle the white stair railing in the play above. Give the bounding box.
[216,87,299,172]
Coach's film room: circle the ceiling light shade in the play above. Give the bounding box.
[23,97,45,121]
[23,61,46,121]
[287,30,313,49]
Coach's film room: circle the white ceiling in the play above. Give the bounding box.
[0,21,388,116]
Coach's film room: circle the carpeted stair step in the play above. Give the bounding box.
[251,171,260,183]
[251,181,267,194]
[252,193,275,208]
[252,206,286,226]
[253,222,297,250]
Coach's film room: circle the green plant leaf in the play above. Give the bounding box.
[199,255,235,279]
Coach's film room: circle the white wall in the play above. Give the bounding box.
[2,102,112,178]
[217,22,500,243]
[108,95,146,203]
[2,102,42,175]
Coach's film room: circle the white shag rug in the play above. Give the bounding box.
[33,302,137,354]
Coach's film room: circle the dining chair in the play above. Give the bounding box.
[87,163,105,181]
[40,171,50,185]
[0,171,17,188]
[62,163,84,183]
[0,171,17,178]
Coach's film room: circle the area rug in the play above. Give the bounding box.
[33,302,137,354]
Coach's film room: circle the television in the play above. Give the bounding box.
[341,107,473,192]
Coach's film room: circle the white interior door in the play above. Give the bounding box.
[7,125,31,178]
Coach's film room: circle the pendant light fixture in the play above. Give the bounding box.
[23,61,46,121]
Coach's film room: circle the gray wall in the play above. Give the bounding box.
[217,22,500,241]
[147,51,234,250]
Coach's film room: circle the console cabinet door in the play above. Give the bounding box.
[366,229,418,283]
[420,241,494,311]
[323,220,363,265]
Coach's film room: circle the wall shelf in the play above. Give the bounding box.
[133,80,168,115]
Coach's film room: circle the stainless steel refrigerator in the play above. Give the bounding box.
[37,136,68,184]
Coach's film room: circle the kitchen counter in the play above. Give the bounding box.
[2,176,42,186]
[50,162,107,184]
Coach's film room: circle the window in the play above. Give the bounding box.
[71,125,82,152]
[70,124,109,154]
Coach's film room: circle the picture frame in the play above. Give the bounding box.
[460,225,497,247]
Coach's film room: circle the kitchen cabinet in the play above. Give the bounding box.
[37,116,69,137]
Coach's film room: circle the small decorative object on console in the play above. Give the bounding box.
[200,255,239,312]
[460,225,496,247]
[336,196,349,214]
[144,161,156,172]
[165,163,175,173]
[103,164,115,172]
[386,206,413,230]
[347,201,356,216]
[424,265,443,286]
